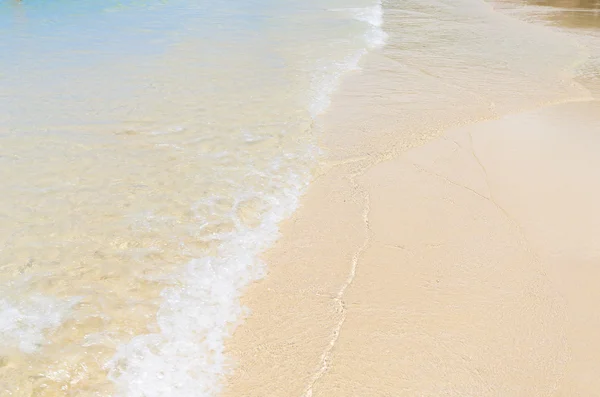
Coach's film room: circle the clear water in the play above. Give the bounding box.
[0,0,385,395]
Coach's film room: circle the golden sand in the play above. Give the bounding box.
[224,99,600,395]
[223,1,600,396]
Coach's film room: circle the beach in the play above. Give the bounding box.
[223,1,600,396]
[1,0,599,395]
[0,1,386,395]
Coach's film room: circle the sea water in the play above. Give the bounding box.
[0,0,385,395]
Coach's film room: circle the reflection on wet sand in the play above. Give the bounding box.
[493,0,600,97]
[495,0,600,29]
[526,0,600,8]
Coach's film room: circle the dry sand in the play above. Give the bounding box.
[223,1,600,396]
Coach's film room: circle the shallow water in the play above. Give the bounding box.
[0,0,384,395]
[2,0,600,395]
[493,0,600,95]
[314,0,597,169]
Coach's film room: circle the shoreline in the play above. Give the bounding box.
[222,1,600,395]
[223,99,600,396]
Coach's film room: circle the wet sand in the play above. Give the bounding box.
[223,1,600,396]
[224,101,600,395]
[495,0,600,29]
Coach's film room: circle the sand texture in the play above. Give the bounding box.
[223,0,600,395]
[225,99,600,396]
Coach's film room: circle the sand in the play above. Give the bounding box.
[225,99,600,396]
[222,1,600,396]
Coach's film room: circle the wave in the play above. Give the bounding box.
[0,295,77,354]
[104,2,389,397]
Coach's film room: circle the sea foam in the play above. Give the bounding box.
[311,0,388,117]
[351,1,388,49]
[333,0,388,49]
[0,295,76,354]
[105,2,388,396]
[106,166,308,397]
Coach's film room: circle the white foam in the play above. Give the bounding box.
[333,0,388,50]
[353,1,388,49]
[310,50,365,118]
[350,3,383,27]
[106,2,388,395]
[106,167,309,397]
[310,1,388,117]
[0,295,76,354]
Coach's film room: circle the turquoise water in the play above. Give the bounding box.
[0,0,384,395]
